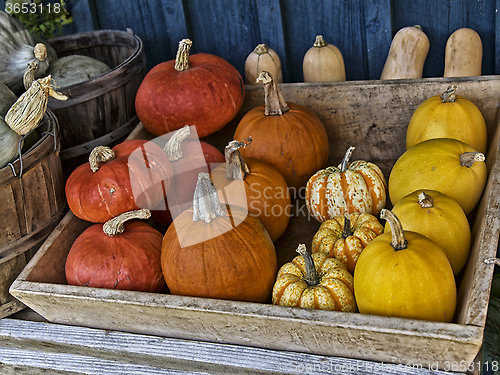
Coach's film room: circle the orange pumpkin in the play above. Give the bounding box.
[65,209,165,292]
[272,244,357,312]
[161,173,278,303]
[234,71,329,190]
[312,212,384,274]
[305,146,387,222]
[211,138,291,242]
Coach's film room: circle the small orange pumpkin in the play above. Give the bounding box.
[272,244,357,312]
[211,138,291,242]
[312,212,384,274]
[234,71,329,190]
[306,146,387,222]
[161,173,277,303]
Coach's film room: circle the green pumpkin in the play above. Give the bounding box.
[47,55,111,89]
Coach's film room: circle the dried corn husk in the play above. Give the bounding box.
[5,75,67,135]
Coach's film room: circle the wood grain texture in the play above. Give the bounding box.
[0,318,456,375]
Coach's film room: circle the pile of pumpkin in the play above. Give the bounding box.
[62,37,487,325]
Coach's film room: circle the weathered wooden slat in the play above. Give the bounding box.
[254,0,288,82]
[280,0,367,82]
[363,0,392,79]
[0,318,456,375]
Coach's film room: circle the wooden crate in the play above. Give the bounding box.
[10,76,500,372]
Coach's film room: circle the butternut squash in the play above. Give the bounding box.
[444,28,482,77]
[303,35,346,82]
[245,44,282,84]
[380,25,429,80]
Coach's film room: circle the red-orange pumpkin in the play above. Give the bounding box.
[135,39,245,137]
[233,71,329,190]
[161,173,278,303]
[65,209,165,292]
[151,126,225,227]
[211,138,291,242]
[66,139,173,223]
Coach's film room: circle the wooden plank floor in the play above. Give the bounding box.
[0,313,461,375]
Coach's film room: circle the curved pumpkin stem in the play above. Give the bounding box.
[225,138,252,180]
[417,192,434,208]
[380,209,408,251]
[174,39,192,72]
[313,35,327,48]
[193,172,226,223]
[89,146,116,172]
[440,84,457,103]
[257,71,289,116]
[23,61,38,89]
[164,125,191,161]
[340,146,355,173]
[342,212,353,239]
[103,208,151,236]
[296,244,319,286]
[460,151,485,167]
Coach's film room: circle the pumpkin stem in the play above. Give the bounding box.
[253,44,269,55]
[174,39,193,72]
[460,151,485,167]
[296,244,319,286]
[164,125,191,161]
[413,25,423,31]
[342,212,353,238]
[313,35,327,48]
[257,71,289,116]
[5,75,67,136]
[417,192,434,208]
[89,146,116,172]
[193,172,227,223]
[440,84,457,103]
[102,209,151,236]
[225,138,252,180]
[340,146,355,173]
[33,43,48,61]
[380,209,408,251]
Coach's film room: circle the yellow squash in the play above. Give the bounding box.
[389,138,487,215]
[354,209,457,322]
[406,85,487,153]
[387,190,471,275]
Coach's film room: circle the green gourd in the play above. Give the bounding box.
[47,55,111,89]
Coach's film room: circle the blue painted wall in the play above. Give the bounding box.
[6,0,498,81]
